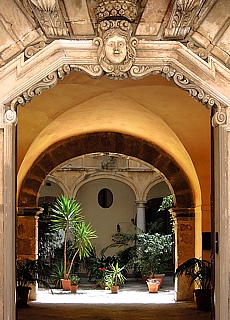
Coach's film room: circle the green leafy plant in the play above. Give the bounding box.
[50,261,64,288]
[16,259,50,288]
[105,262,126,289]
[158,195,174,211]
[69,275,80,286]
[135,233,173,277]
[51,195,97,280]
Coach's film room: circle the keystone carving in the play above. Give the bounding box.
[93,20,138,79]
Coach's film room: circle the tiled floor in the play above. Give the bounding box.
[17,276,211,320]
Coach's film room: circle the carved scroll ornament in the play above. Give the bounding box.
[130,64,227,126]
[3,65,71,124]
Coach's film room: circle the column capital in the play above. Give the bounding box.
[211,102,228,127]
[1,103,18,125]
[17,207,43,217]
[135,200,147,207]
[169,207,195,218]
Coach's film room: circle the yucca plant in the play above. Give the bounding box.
[105,262,126,290]
[51,195,97,280]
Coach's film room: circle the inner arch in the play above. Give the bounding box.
[18,131,196,209]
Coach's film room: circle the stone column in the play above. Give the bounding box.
[212,108,229,320]
[17,207,43,300]
[135,200,146,232]
[0,104,17,320]
[170,207,195,301]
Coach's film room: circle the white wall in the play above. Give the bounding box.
[76,178,136,257]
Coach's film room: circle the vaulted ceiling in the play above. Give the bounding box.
[1,0,229,212]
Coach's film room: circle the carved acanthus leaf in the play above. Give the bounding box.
[28,0,69,38]
[164,0,203,39]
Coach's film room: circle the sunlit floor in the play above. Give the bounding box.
[35,276,175,304]
[17,276,211,320]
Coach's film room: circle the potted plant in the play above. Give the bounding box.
[105,262,126,293]
[51,195,97,290]
[69,275,80,293]
[175,257,212,311]
[146,278,160,293]
[135,232,173,284]
[16,259,50,308]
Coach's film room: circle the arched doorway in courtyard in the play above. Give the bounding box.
[2,39,227,320]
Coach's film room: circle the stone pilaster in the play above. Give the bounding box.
[0,103,17,320]
[212,106,229,320]
[17,207,43,300]
[17,207,43,260]
[135,200,147,232]
[170,207,195,301]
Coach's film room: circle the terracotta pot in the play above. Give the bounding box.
[147,282,159,293]
[111,286,119,293]
[61,279,71,291]
[70,285,78,293]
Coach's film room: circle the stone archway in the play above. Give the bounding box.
[18,132,194,208]
[0,38,229,320]
[17,131,197,301]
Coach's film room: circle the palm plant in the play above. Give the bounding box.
[51,195,97,280]
[175,257,211,290]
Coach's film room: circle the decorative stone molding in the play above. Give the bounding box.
[212,103,228,127]
[95,0,138,22]
[4,102,18,125]
[130,64,228,124]
[169,207,195,218]
[5,65,71,113]
[24,41,48,60]
[28,0,69,38]
[17,206,43,217]
[164,0,203,39]
[71,64,103,79]
[187,41,209,61]
[93,20,138,79]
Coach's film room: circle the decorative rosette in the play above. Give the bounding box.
[95,0,137,22]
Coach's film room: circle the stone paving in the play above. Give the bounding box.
[17,276,211,320]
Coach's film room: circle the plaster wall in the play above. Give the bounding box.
[76,178,136,256]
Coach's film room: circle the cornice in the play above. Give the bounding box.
[0,40,229,127]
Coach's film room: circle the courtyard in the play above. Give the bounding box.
[17,276,211,320]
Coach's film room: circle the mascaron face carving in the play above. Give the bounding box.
[105,34,127,65]
[93,20,138,79]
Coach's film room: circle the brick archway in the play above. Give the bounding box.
[18,131,194,208]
